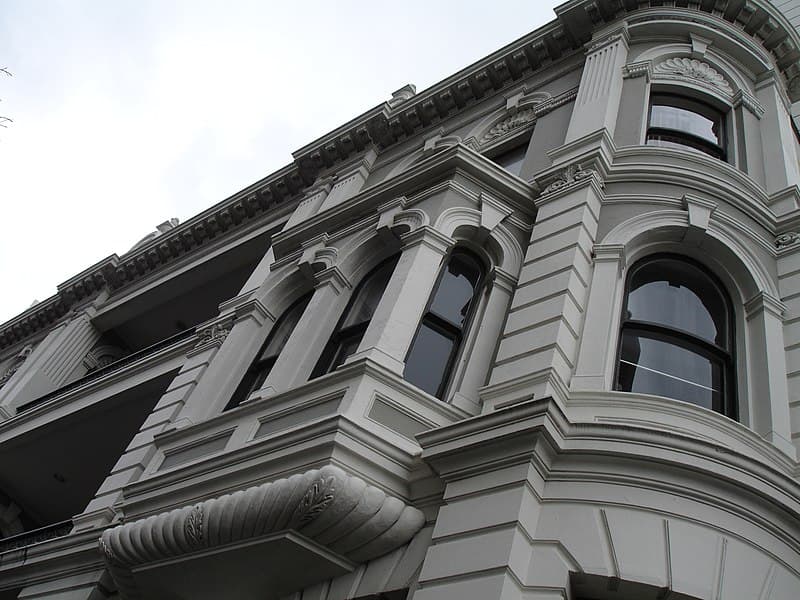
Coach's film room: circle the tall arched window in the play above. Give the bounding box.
[404,249,485,399]
[311,256,399,378]
[225,293,312,410]
[615,255,735,418]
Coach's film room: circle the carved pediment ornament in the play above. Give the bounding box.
[776,232,800,249]
[542,163,599,195]
[483,108,537,142]
[653,57,733,96]
[100,466,425,600]
[193,322,231,349]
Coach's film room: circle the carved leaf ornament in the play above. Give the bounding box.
[99,466,425,599]
[653,57,733,95]
[484,108,536,142]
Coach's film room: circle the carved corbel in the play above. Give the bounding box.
[421,130,461,157]
[297,234,339,283]
[82,344,128,372]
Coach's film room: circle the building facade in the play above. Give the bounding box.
[3,1,800,598]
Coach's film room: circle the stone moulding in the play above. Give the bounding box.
[653,57,734,96]
[99,466,425,599]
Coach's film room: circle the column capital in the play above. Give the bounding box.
[313,266,352,295]
[400,225,455,256]
[745,291,786,320]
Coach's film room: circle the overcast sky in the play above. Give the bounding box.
[0,0,561,325]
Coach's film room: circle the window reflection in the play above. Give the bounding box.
[312,256,399,378]
[646,94,725,160]
[616,256,734,417]
[405,250,485,399]
[225,293,312,410]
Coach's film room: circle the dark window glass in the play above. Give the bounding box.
[312,256,399,378]
[404,250,485,399]
[646,94,725,160]
[491,144,527,177]
[225,293,312,410]
[616,256,735,418]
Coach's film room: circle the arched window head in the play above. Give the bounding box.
[404,249,486,399]
[312,256,400,378]
[225,293,312,410]
[616,255,735,418]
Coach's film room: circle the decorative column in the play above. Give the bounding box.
[744,292,795,457]
[455,268,516,415]
[257,266,352,395]
[317,148,378,213]
[565,26,630,144]
[613,61,651,147]
[345,226,453,374]
[571,244,625,392]
[0,309,101,416]
[756,71,800,198]
[733,90,765,184]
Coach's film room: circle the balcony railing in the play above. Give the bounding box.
[0,520,73,553]
[16,327,196,413]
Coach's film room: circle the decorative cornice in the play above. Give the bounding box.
[653,57,733,96]
[100,466,425,600]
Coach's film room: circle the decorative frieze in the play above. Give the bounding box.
[653,57,733,96]
[483,108,537,142]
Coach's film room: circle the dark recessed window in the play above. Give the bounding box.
[491,143,528,177]
[404,249,485,398]
[615,256,735,418]
[646,94,725,160]
[225,293,311,410]
[311,256,399,378]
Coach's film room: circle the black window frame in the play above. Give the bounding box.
[646,93,727,161]
[311,255,400,379]
[404,248,487,399]
[224,293,312,411]
[614,254,737,419]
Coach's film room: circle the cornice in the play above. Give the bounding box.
[270,144,536,262]
[418,397,800,551]
[5,0,800,351]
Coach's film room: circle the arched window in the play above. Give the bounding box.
[311,256,399,378]
[404,249,485,399]
[225,293,312,410]
[646,94,726,160]
[615,255,735,418]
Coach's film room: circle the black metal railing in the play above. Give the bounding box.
[17,327,196,413]
[0,520,73,553]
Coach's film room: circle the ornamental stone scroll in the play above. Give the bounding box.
[100,466,426,600]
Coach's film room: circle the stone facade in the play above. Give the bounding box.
[2,2,800,599]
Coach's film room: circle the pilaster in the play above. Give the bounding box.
[756,71,800,197]
[565,26,630,144]
[744,292,795,458]
[317,148,378,213]
[345,226,453,375]
[571,243,625,392]
[0,310,101,415]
